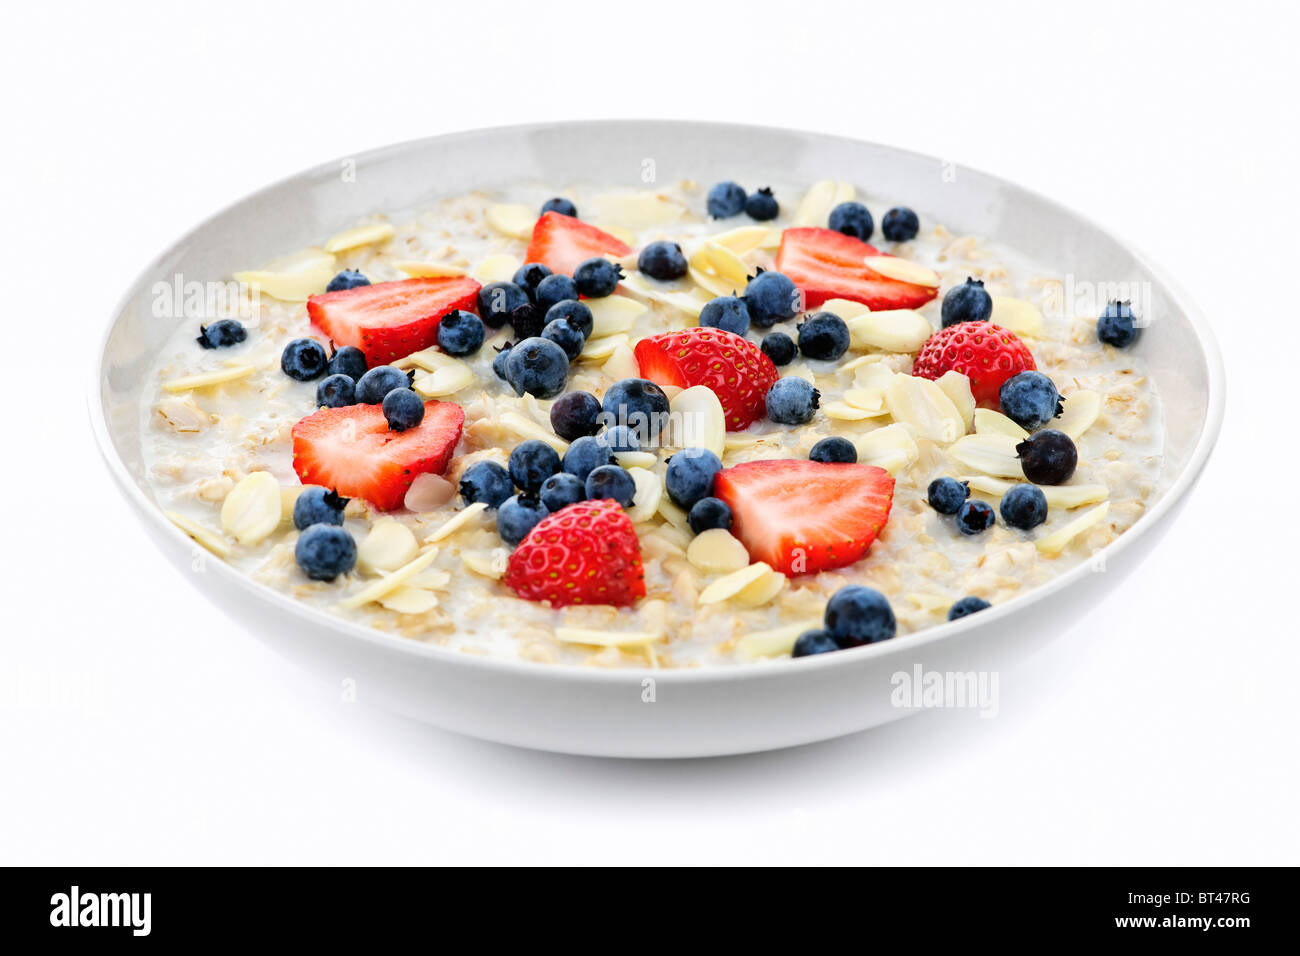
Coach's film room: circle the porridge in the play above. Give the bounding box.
[142,177,1160,667]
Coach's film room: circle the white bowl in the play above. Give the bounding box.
[91,121,1224,757]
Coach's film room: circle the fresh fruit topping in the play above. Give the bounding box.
[765,377,820,425]
[355,365,412,404]
[999,370,1063,431]
[1016,429,1078,485]
[477,281,530,328]
[497,495,549,547]
[196,319,246,349]
[926,477,970,515]
[774,228,938,310]
[435,309,485,357]
[295,524,357,581]
[524,212,631,276]
[316,373,356,408]
[382,387,425,432]
[492,345,512,382]
[1000,484,1049,530]
[665,448,723,509]
[281,338,329,380]
[542,316,586,360]
[509,439,562,493]
[539,472,586,512]
[327,345,368,380]
[707,181,747,218]
[955,499,996,535]
[792,629,840,657]
[761,331,797,366]
[550,390,602,441]
[326,270,371,293]
[809,436,857,464]
[585,464,636,507]
[911,321,1037,408]
[796,311,850,361]
[513,262,553,299]
[637,240,689,280]
[293,487,349,529]
[743,269,800,326]
[633,328,777,431]
[687,496,733,534]
[745,187,779,221]
[1098,299,1142,348]
[828,201,873,241]
[503,336,570,398]
[601,424,640,454]
[825,585,896,646]
[540,197,578,218]
[544,300,594,340]
[504,499,646,607]
[306,276,480,365]
[713,459,895,575]
[291,400,464,511]
[572,257,623,298]
[699,295,751,336]
[561,435,613,482]
[948,596,991,621]
[881,207,920,242]
[601,377,672,441]
[459,461,514,509]
[940,277,994,327]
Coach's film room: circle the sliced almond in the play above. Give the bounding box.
[424,503,488,544]
[710,225,770,255]
[1057,390,1101,440]
[486,203,536,239]
[686,528,750,575]
[413,362,474,398]
[587,295,647,337]
[592,192,685,229]
[1036,502,1110,556]
[990,296,1045,336]
[698,562,772,605]
[625,466,665,523]
[162,365,256,393]
[730,566,786,608]
[554,626,663,648]
[948,434,1025,478]
[474,253,521,283]
[338,548,436,609]
[220,471,281,545]
[462,548,508,580]
[974,408,1029,440]
[378,587,438,614]
[619,273,708,318]
[614,450,658,469]
[657,496,691,534]
[935,371,976,431]
[782,363,816,384]
[853,423,919,475]
[499,412,569,452]
[233,247,336,302]
[824,401,876,421]
[844,387,891,416]
[667,385,726,456]
[280,486,306,527]
[736,620,821,659]
[697,241,750,285]
[795,180,854,227]
[964,475,1109,509]
[404,473,456,512]
[394,260,467,278]
[600,342,640,381]
[357,518,419,574]
[323,223,395,253]
[166,511,231,558]
[846,309,933,352]
[864,256,940,287]
[820,297,872,321]
[688,265,738,299]
[397,347,461,373]
[578,334,630,363]
[885,374,966,443]
[407,567,452,590]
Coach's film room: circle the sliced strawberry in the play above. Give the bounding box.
[504,499,645,608]
[291,400,464,511]
[713,459,894,576]
[911,320,1036,407]
[633,328,779,431]
[523,211,632,276]
[306,276,480,366]
[774,227,938,310]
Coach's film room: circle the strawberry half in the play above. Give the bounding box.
[774,227,938,310]
[523,211,632,276]
[504,499,646,608]
[713,459,894,576]
[306,276,481,366]
[634,327,779,431]
[911,320,1036,408]
[291,400,464,511]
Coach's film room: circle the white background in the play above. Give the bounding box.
[3,0,1296,864]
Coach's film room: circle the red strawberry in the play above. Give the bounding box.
[523,211,632,276]
[291,400,464,511]
[774,227,938,310]
[911,321,1036,408]
[504,499,646,608]
[633,327,779,431]
[307,276,480,366]
[713,459,894,576]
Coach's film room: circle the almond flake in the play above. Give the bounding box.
[795,180,854,227]
[864,256,940,287]
[782,364,816,384]
[394,260,467,278]
[657,496,691,533]
[592,192,685,229]
[596,343,636,382]
[698,562,772,605]
[166,511,231,558]
[821,297,872,321]
[619,273,708,317]
[338,548,437,609]
[1057,390,1101,440]
[846,309,933,352]
[697,241,750,285]
[220,471,281,545]
[963,476,1109,509]
[162,365,256,393]
[686,528,750,575]
[853,423,919,475]
[730,567,786,608]
[413,362,474,398]
[1035,502,1110,555]
[404,473,456,512]
[554,626,664,648]
[885,374,966,443]
[990,296,1044,336]
[462,548,508,579]
[615,450,658,469]
[587,295,646,337]
[280,486,306,527]
[626,466,664,523]
[935,371,975,431]
[948,434,1025,478]
[498,412,569,452]
[974,408,1029,439]
[667,385,726,457]
[736,620,821,659]
[578,334,629,362]
[424,503,488,544]
[709,225,770,255]
[485,203,536,239]
[378,587,438,614]
[842,390,891,415]
[824,401,875,421]
[396,347,460,372]
[474,254,521,283]
[233,247,336,302]
[358,518,419,574]
[687,266,738,299]
[323,223,395,253]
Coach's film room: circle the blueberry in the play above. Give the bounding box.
[665,448,722,509]
[355,365,411,404]
[941,277,993,327]
[280,338,329,381]
[573,258,623,298]
[761,332,797,365]
[699,296,750,335]
[796,311,850,361]
[600,424,640,454]
[585,464,636,507]
[824,585,895,646]
[539,472,586,512]
[706,181,747,218]
[513,262,553,300]
[508,439,562,493]
[382,388,425,432]
[550,390,603,441]
[765,377,820,425]
[744,270,799,327]
[927,477,970,515]
[325,269,370,292]
[792,629,840,657]
[638,241,689,281]
[601,378,670,442]
[809,436,857,464]
[1000,484,1048,530]
[828,201,873,241]
[542,317,586,361]
[436,309,485,357]
[326,345,368,381]
[196,319,246,349]
[293,487,349,530]
[1098,300,1141,348]
[881,207,920,242]
[498,495,548,547]
[687,496,733,534]
[492,345,513,382]
[459,461,514,509]
[504,336,570,398]
[544,299,594,338]
[999,371,1063,431]
[1016,430,1077,485]
[532,274,577,313]
[316,373,356,408]
[745,187,779,221]
[948,596,991,621]
[295,524,357,581]
[561,435,613,482]
[955,499,996,535]
[477,281,530,328]
[541,196,578,218]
